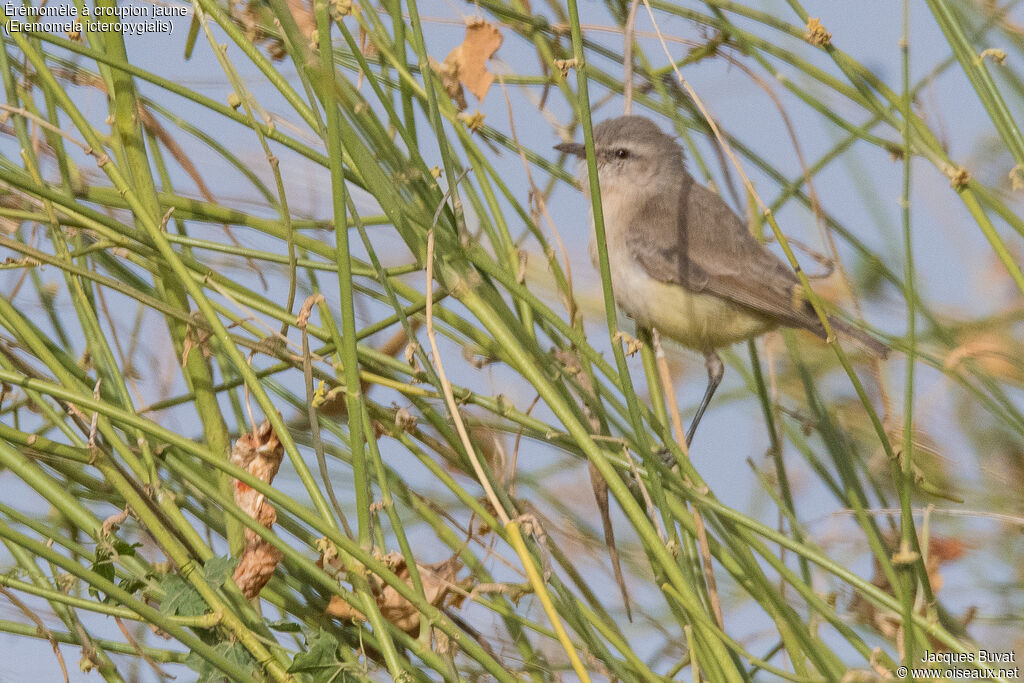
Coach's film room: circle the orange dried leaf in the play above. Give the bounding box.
[849,533,967,638]
[230,422,285,599]
[325,594,362,620]
[375,554,465,634]
[230,420,283,486]
[430,56,466,112]
[444,19,503,103]
[234,543,284,599]
[324,551,469,635]
[945,332,1024,383]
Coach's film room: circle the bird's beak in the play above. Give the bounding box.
[554,142,586,157]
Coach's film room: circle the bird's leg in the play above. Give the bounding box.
[685,350,724,447]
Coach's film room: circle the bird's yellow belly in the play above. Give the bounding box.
[611,259,777,351]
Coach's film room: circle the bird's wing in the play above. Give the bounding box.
[625,178,710,290]
[628,178,820,331]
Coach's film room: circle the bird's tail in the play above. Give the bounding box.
[827,316,890,359]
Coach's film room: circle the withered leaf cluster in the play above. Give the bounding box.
[231,421,285,599]
[431,19,503,112]
[324,551,470,635]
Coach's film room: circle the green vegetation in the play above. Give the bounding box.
[0,0,1020,680]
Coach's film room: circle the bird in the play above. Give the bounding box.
[555,115,888,446]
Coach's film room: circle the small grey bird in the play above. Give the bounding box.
[556,115,888,445]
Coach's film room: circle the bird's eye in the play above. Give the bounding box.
[615,148,630,159]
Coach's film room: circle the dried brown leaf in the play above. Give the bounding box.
[230,421,285,598]
[945,332,1024,383]
[443,19,503,103]
[325,551,469,635]
[231,421,283,488]
[100,509,130,537]
[296,294,324,328]
[849,533,967,640]
[234,543,284,599]
[325,594,362,620]
[429,56,467,112]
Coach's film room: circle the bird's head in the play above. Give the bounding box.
[554,116,685,189]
